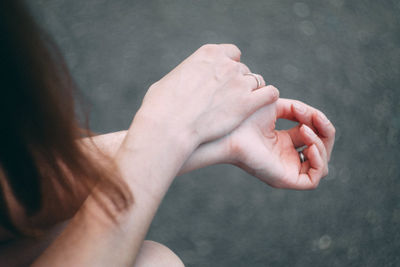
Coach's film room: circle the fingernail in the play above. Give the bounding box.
[293,103,306,113]
[302,124,315,136]
[269,86,279,99]
[317,111,330,124]
[273,87,280,99]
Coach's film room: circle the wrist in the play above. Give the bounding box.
[224,135,242,166]
[114,109,199,202]
[130,108,200,153]
[178,136,231,175]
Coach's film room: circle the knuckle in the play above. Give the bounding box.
[231,62,242,73]
[265,85,280,100]
[316,110,335,135]
[199,43,221,55]
[294,99,305,106]
[225,61,242,75]
[236,75,252,90]
[229,43,242,56]
[294,100,307,112]
[238,62,250,73]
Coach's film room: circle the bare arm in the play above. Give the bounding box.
[81,130,228,176]
[31,44,276,266]
[32,113,196,266]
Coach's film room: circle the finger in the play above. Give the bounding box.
[243,73,266,90]
[249,85,279,109]
[237,62,251,74]
[276,98,304,120]
[277,98,335,161]
[254,74,266,88]
[276,98,317,131]
[219,43,241,61]
[299,159,310,174]
[291,101,316,131]
[300,124,328,164]
[297,144,324,190]
[258,74,266,86]
[285,124,304,148]
[285,118,325,149]
[292,102,335,152]
[312,111,336,160]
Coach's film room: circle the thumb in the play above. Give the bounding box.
[250,85,280,110]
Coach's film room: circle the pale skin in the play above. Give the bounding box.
[3,44,335,266]
[82,98,334,267]
[87,98,335,189]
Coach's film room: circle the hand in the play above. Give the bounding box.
[137,44,279,146]
[225,98,335,190]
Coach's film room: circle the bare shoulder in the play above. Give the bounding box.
[134,240,184,267]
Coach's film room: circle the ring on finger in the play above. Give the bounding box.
[299,150,306,163]
[244,72,263,89]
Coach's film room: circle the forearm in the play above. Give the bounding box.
[82,130,229,176]
[32,114,196,266]
[179,137,229,174]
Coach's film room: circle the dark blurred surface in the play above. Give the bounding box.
[27,0,400,266]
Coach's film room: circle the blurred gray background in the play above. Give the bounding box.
[28,0,400,266]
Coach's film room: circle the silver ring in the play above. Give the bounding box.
[299,151,306,163]
[244,73,262,89]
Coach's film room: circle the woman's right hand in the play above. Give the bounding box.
[224,98,335,189]
[137,44,279,146]
[179,98,335,190]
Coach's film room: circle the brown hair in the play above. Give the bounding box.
[0,0,133,237]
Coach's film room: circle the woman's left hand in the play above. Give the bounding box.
[224,98,336,189]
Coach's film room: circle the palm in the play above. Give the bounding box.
[227,103,303,188]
